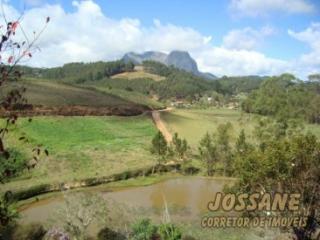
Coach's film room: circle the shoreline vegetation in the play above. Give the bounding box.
[17,173,237,211]
[13,163,182,202]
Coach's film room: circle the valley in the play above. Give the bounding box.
[1,1,319,239]
[1,55,320,240]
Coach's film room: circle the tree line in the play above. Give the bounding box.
[19,60,135,83]
[242,73,320,124]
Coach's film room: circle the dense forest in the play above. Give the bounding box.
[242,74,320,123]
[142,61,220,99]
[217,75,266,95]
[18,60,135,83]
[138,61,265,99]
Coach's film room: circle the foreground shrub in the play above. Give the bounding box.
[50,193,107,240]
[131,219,185,240]
[44,227,70,240]
[7,223,46,240]
[12,184,51,201]
[181,236,196,240]
[0,149,27,182]
[97,227,127,240]
[131,219,158,240]
[158,223,182,240]
[0,192,19,227]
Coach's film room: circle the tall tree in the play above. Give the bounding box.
[198,133,217,176]
[151,131,168,165]
[215,122,233,176]
[171,133,189,161]
[235,129,251,156]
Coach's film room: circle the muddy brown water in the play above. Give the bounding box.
[20,177,234,226]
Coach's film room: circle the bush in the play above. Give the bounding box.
[12,184,51,201]
[0,149,27,182]
[97,227,127,240]
[125,87,133,92]
[44,228,70,240]
[131,219,158,240]
[9,223,46,240]
[158,223,182,240]
[182,236,196,240]
[181,162,200,175]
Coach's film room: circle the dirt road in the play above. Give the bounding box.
[152,108,172,142]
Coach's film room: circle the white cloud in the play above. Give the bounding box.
[288,23,320,75]
[230,0,316,17]
[195,47,289,76]
[143,20,212,53]
[288,23,320,50]
[223,26,275,50]
[0,0,316,79]
[5,1,213,67]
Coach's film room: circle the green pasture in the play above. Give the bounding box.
[161,108,320,148]
[1,115,157,192]
[161,108,255,147]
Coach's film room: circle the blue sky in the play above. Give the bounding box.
[4,0,320,78]
[100,0,319,60]
[98,0,318,57]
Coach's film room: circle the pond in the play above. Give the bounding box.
[19,177,234,225]
[17,177,285,240]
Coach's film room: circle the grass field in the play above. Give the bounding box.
[3,107,320,192]
[2,115,158,192]
[91,86,165,109]
[111,69,165,81]
[161,108,320,148]
[161,108,255,147]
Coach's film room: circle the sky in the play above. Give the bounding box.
[2,0,320,78]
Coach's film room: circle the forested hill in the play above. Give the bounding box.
[17,59,265,101]
[141,60,220,99]
[141,61,265,98]
[18,60,135,83]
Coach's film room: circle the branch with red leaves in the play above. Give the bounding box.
[0,12,50,180]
